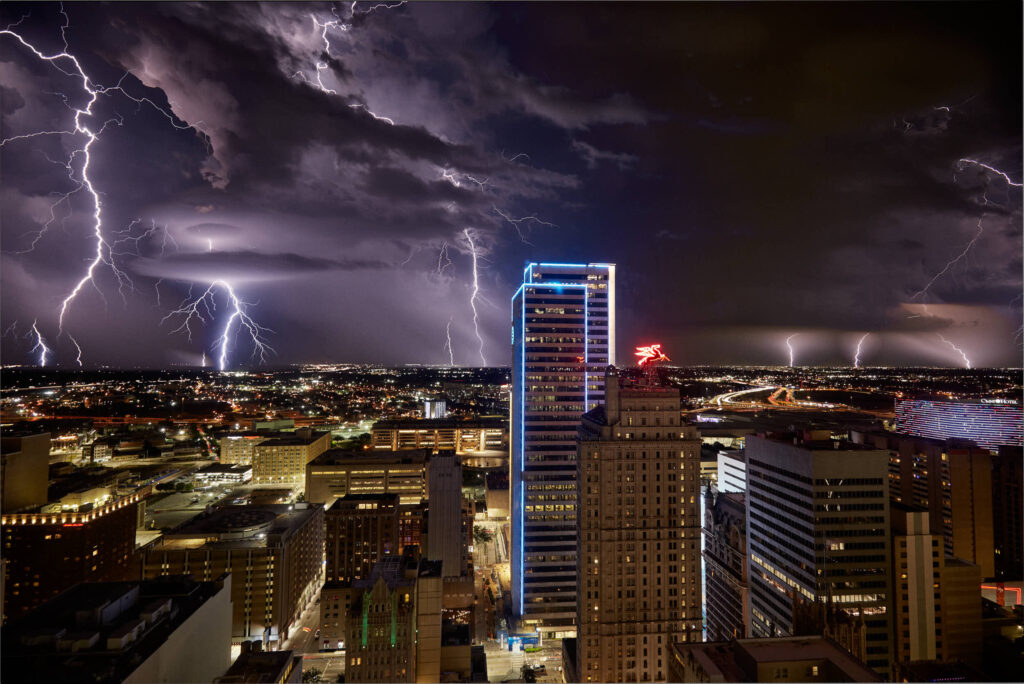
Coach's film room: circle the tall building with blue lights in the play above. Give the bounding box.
[511,262,616,638]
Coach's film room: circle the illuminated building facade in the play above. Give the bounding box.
[511,261,615,638]
[140,503,324,647]
[1,491,144,622]
[252,428,330,486]
[894,399,1023,452]
[345,557,443,683]
[745,434,893,675]
[576,370,702,681]
[219,433,266,465]
[0,432,51,513]
[371,417,506,454]
[305,449,429,507]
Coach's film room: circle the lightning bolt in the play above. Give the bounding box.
[853,333,870,369]
[463,228,486,366]
[161,281,275,371]
[936,333,971,369]
[492,206,556,244]
[443,315,455,366]
[912,217,984,302]
[29,320,51,367]
[957,159,1023,188]
[785,333,798,367]
[2,8,197,364]
[501,150,530,164]
[436,241,452,275]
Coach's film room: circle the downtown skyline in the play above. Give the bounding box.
[1,2,1021,369]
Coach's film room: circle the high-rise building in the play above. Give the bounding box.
[425,451,466,578]
[576,368,702,681]
[2,574,233,684]
[890,504,982,671]
[853,431,997,578]
[0,431,51,513]
[511,261,615,638]
[746,433,893,675]
[894,399,1023,452]
[140,503,323,648]
[252,428,330,486]
[306,449,429,507]
[1,490,145,622]
[716,449,746,493]
[704,489,749,641]
[992,446,1023,581]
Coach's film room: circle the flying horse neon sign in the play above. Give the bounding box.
[635,344,670,366]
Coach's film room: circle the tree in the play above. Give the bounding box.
[302,667,323,683]
[473,524,493,545]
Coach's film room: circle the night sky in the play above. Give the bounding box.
[1,2,1021,368]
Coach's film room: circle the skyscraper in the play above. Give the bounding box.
[576,368,702,682]
[511,262,615,638]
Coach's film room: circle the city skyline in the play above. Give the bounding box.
[1,2,1021,369]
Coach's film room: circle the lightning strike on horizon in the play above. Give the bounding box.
[161,281,275,371]
[463,229,487,366]
[29,320,51,367]
[2,321,18,340]
[937,333,971,369]
[853,333,870,368]
[443,316,455,366]
[2,9,197,364]
[785,333,798,367]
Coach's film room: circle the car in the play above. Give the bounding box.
[533,665,547,675]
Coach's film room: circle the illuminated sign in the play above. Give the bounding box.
[635,344,669,366]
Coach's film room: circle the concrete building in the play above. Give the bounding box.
[894,398,1023,452]
[140,503,323,648]
[704,489,749,641]
[511,261,615,638]
[1,490,145,622]
[668,636,882,683]
[426,451,466,578]
[219,433,266,465]
[216,642,303,683]
[576,369,702,681]
[345,556,443,683]
[854,431,997,578]
[746,433,893,675]
[252,428,330,486]
[716,449,746,493]
[890,504,982,670]
[306,449,429,507]
[992,445,1023,581]
[194,462,253,484]
[371,416,507,454]
[325,493,426,585]
[1,574,232,684]
[1,431,51,513]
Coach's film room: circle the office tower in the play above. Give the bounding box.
[2,574,232,684]
[894,399,1023,452]
[306,449,429,507]
[371,416,507,454]
[704,489,749,641]
[511,261,615,638]
[345,556,443,683]
[716,449,746,493]
[0,431,50,513]
[252,428,330,486]
[425,451,466,578]
[746,433,893,675]
[216,642,303,684]
[668,636,882,683]
[890,505,982,671]
[576,368,702,682]
[855,431,997,578]
[992,446,1023,581]
[141,503,323,647]
[423,399,447,419]
[1,490,145,622]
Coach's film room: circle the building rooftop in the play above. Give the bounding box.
[256,430,327,447]
[676,636,881,682]
[311,448,429,466]
[327,493,401,511]
[197,463,252,475]
[372,416,506,430]
[216,648,301,683]
[160,503,321,548]
[1,574,229,684]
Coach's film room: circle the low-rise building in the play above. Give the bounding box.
[253,428,330,486]
[140,503,324,648]
[306,449,429,507]
[215,642,302,683]
[1,574,233,684]
[194,463,253,485]
[371,416,507,454]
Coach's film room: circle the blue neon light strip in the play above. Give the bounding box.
[519,287,526,616]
